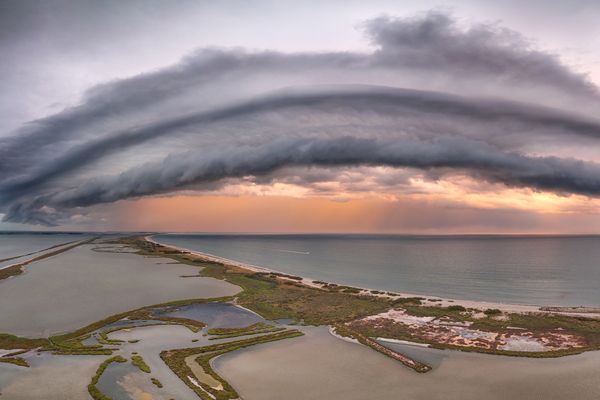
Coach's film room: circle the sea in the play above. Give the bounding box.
[153,234,600,307]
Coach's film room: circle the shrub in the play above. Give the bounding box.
[446,305,467,312]
[131,354,151,373]
[484,308,502,316]
[151,377,163,388]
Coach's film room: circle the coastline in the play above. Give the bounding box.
[146,235,599,318]
[3,234,600,399]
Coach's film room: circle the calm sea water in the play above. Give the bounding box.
[153,234,600,307]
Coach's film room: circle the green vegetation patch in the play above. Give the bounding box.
[484,308,502,316]
[0,265,24,281]
[151,377,163,388]
[195,262,393,325]
[0,333,48,351]
[207,322,270,336]
[398,304,470,321]
[206,321,286,339]
[0,357,29,367]
[208,326,286,340]
[131,354,151,373]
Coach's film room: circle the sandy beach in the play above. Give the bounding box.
[147,235,600,319]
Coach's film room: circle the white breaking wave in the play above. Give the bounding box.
[274,249,310,255]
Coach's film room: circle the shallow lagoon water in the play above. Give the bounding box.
[0,233,89,260]
[0,233,91,269]
[157,302,264,328]
[155,234,600,307]
[109,324,212,399]
[0,352,100,400]
[0,244,240,337]
[100,307,279,399]
[97,360,139,399]
[215,326,600,400]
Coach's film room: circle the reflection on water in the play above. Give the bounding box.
[96,361,137,400]
[155,302,264,328]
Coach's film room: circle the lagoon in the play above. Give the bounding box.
[215,326,600,400]
[0,243,240,337]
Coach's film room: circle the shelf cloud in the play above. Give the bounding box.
[2,11,600,226]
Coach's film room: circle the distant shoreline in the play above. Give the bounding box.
[146,235,600,318]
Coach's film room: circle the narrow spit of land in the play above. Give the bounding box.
[0,237,97,281]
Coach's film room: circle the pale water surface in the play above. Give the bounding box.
[155,234,600,307]
[0,233,89,259]
[0,353,100,400]
[157,302,264,328]
[215,326,600,400]
[0,232,91,268]
[0,244,240,337]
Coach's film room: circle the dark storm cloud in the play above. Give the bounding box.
[6,135,600,225]
[2,11,600,225]
[3,85,600,205]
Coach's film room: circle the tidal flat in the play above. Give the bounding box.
[0,243,240,337]
[0,352,100,399]
[215,326,600,400]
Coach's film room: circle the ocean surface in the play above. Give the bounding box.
[153,234,600,307]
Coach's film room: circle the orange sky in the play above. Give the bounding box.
[110,189,600,234]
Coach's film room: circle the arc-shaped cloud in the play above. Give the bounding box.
[3,85,600,204]
[6,135,600,225]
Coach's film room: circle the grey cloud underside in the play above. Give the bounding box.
[2,11,600,225]
[3,85,600,204]
[6,135,600,225]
